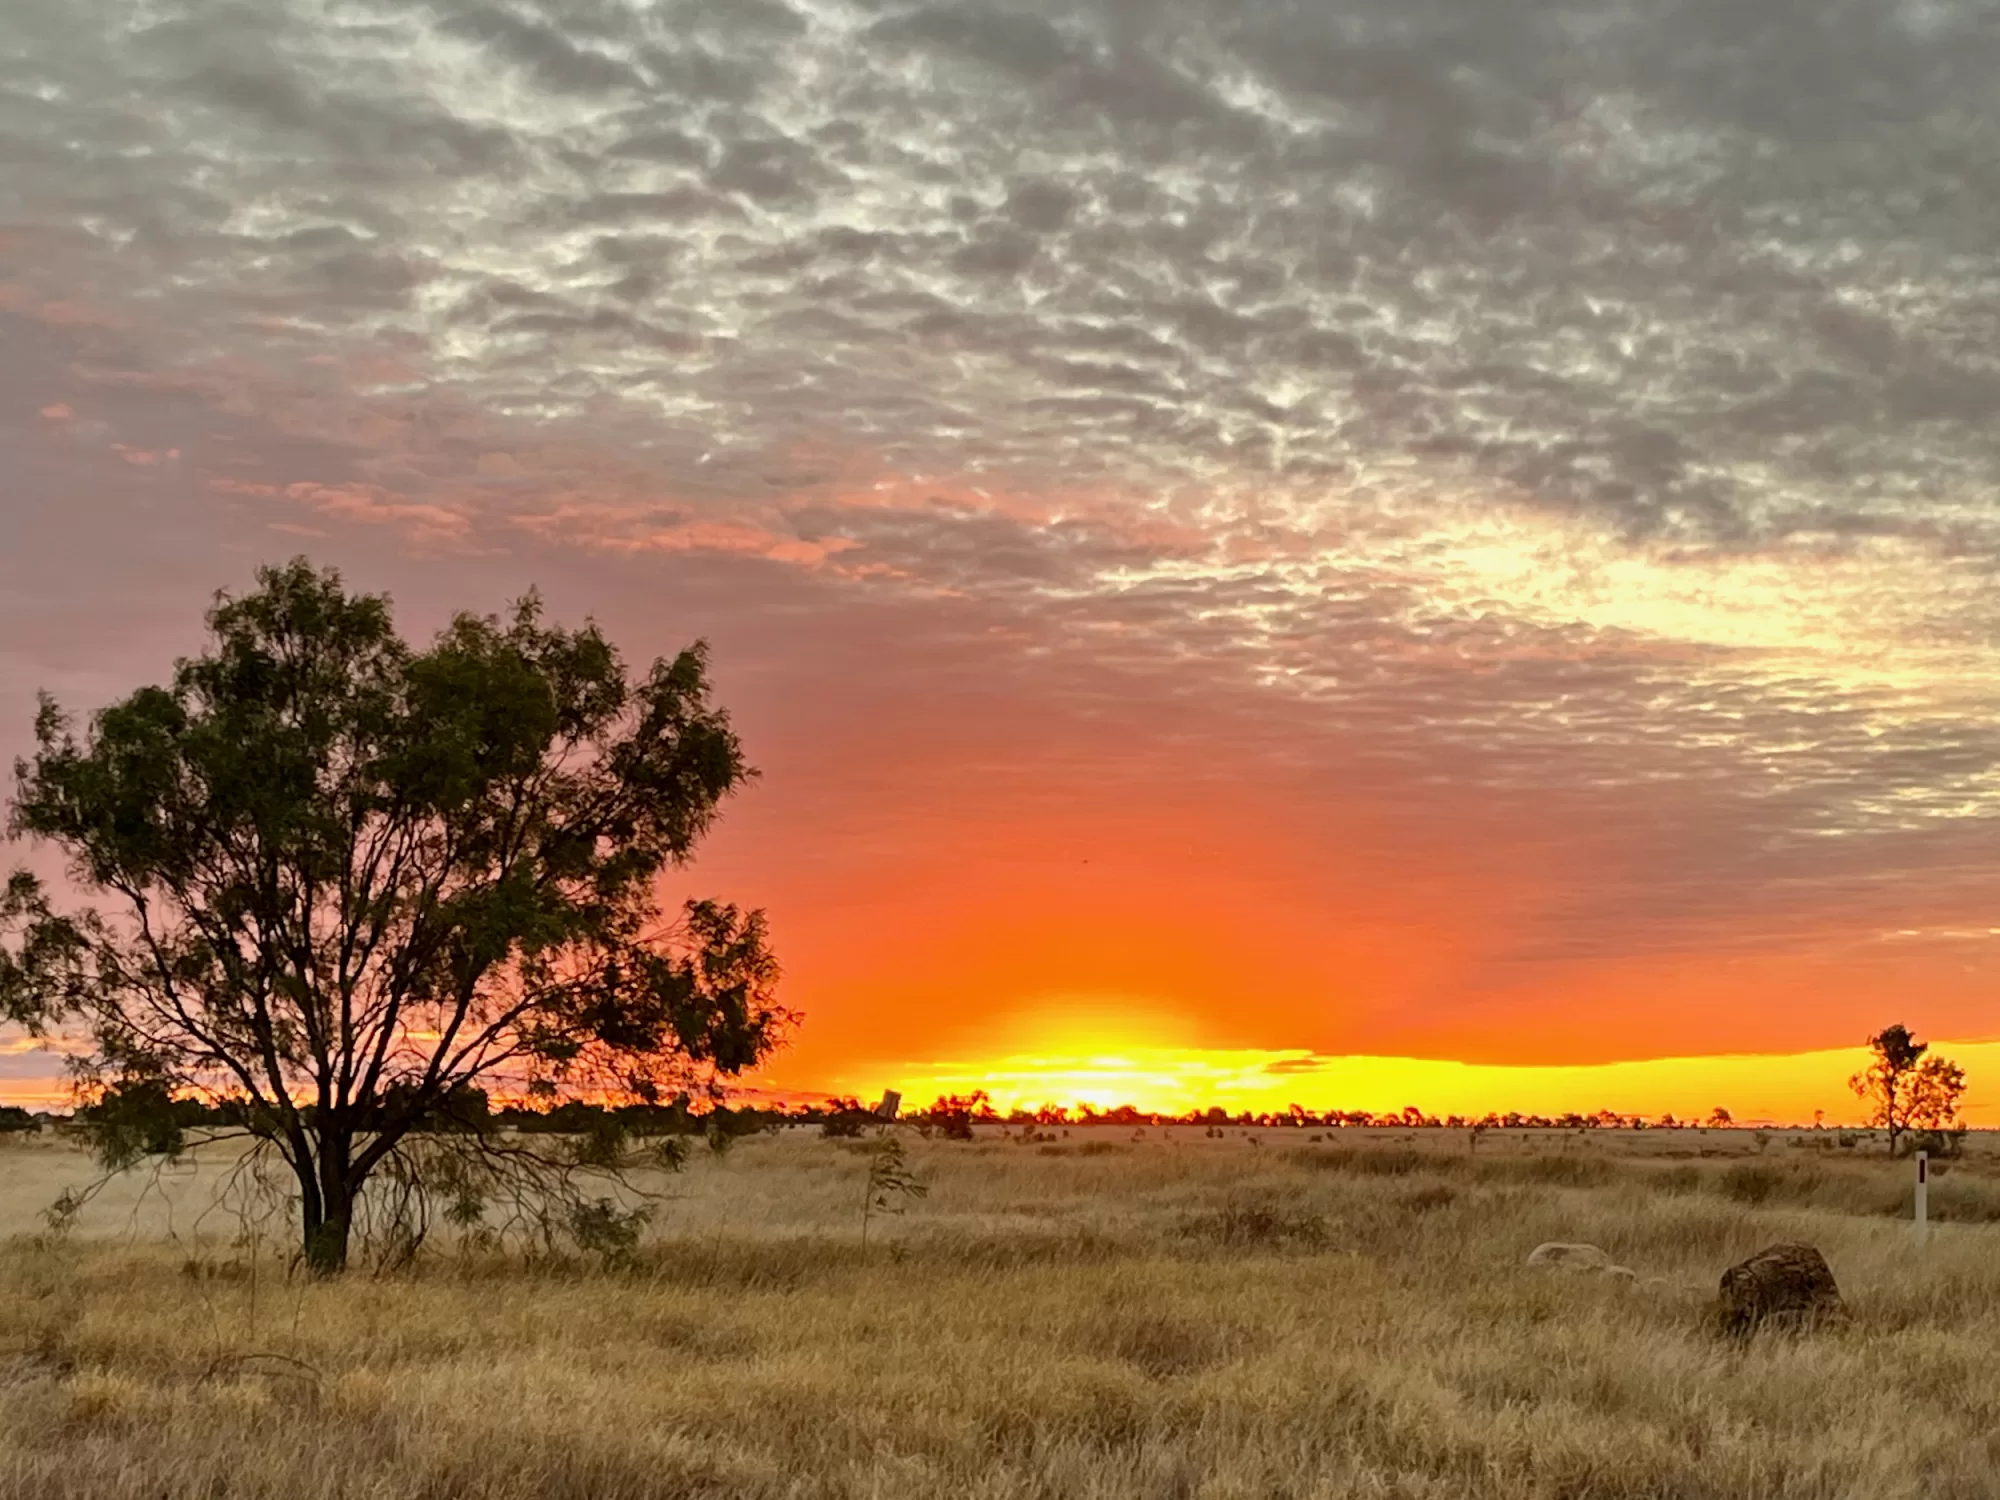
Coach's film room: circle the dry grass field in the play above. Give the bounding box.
[4,1124,1999,1500]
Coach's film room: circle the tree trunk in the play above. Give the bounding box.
[300,1129,356,1276]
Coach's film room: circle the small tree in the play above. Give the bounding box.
[1706,1107,1732,1129]
[1,561,789,1273]
[1849,1025,1965,1156]
[859,1128,926,1246]
[915,1091,990,1141]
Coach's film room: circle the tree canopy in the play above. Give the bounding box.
[2,560,788,1272]
[1848,1024,1964,1155]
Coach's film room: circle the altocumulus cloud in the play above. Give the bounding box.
[6,0,2000,1052]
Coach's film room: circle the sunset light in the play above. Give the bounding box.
[9,3,2000,1492]
[815,1038,2000,1129]
[6,0,2000,1139]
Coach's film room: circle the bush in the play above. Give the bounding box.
[1903,1128,1967,1159]
[566,1198,649,1269]
[915,1093,988,1141]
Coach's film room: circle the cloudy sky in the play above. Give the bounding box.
[6,0,2000,1114]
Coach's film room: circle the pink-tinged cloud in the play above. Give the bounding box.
[3,0,2000,1113]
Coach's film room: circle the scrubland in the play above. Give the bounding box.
[3,1125,1999,1500]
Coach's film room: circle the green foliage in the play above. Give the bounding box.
[3,559,789,1272]
[73,1075,194,1171]
[566,1197,651,1268]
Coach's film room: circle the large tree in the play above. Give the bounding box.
[1,561,787,1273]
[1848,1024,1965,1155]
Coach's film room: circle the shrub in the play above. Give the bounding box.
[821,1111,872,1140]
[566,1198,649,1269]
[915,1092,988,1141]
[1903,1128,1967,1160]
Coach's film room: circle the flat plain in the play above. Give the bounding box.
[3,1124,1998,1500]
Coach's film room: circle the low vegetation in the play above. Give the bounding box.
[3,1125,1997,1500]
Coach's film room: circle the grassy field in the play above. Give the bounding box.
[3,1124,1998,1499]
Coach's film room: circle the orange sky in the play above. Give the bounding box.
[7,5,2000,1124]
[5,541,1999,1122]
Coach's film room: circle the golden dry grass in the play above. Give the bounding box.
[3,1126,1998,1499]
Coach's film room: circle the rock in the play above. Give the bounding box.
[1715,1243,1847,1336]
[1526,1242,1612,1271]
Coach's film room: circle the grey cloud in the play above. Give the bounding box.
[869,8,1078,78]
[1004,180,1081,235]
[709,137,830,207]
[605,127,714,168]
[434,6,647,96]
[8,0,2000,1026]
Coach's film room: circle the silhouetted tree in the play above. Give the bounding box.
[1849,1024,1965,1156]
[1,560,787,1273]
[916,1091,989,1141]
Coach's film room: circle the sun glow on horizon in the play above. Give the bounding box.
[814,1037,2000,1128]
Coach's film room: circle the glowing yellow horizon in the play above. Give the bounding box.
[807,1037,2000,1128]
[10,1029,1997,1128]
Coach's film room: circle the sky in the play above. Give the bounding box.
[5,0,2000,1123]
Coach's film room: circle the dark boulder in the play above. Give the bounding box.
[1716,1243,1847,1336]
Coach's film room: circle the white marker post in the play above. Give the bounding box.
[1915,1150,1929,1241]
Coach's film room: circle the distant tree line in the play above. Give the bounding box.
[0,1092,1800,1139]
[5,1026,1967,1151]
[0,1086,1945,1140]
